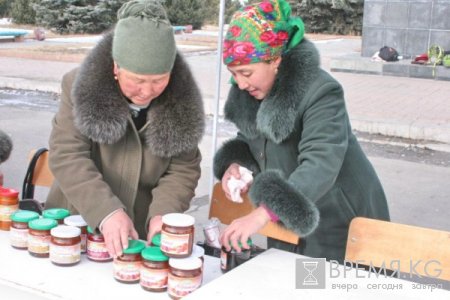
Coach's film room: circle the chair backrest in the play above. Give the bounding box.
[209,182,299,245]
[345,217,450,281]
[28,149,54,187]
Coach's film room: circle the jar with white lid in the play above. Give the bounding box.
[161,213,195,258]
[50,225,81,266]
[168,256,202,299]
[64,215,88,253]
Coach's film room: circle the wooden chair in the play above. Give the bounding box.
[345,217,450,281]
[28,149,54,187]
[209,182,299,245]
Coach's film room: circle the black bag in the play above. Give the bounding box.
[20,148,48,214]
[379,46,399,62]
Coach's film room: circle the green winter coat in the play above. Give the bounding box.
[46,33,205,238]
[214,39,389,262]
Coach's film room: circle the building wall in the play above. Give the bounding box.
[362,0,450,57]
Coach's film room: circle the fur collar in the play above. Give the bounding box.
[224,39,321,143]
[72,32,204,157]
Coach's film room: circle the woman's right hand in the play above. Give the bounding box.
[101,209,139,257]
[221,163,250,200]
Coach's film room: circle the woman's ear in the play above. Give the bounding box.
[270,56,282,72]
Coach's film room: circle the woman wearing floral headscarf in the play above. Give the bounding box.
[214,0,389,262]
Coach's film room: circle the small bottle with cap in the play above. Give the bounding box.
[50,225,81,266]
[86,226,112,262]
[168,256,202,299]
[10,210,40,249]
[42,208,70,225]
[140,246,169,292]
[113,239,146,284]
[64,215,88,253]
[161,213,195,258]
[220,239,253,273]
[0,187,19,231]
[28,218,58,258]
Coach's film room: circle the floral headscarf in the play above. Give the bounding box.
[223,0,305,66]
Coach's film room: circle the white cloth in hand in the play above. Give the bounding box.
[227,166,253,203]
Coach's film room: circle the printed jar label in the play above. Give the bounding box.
[87,240,111,260]
[140,268,169,289]
[50,243,81,264]
[0,204,19,221]
[28,234,51,254]
[10,227,28,248]
[113,260,142,282]
[161,231,190,255]
[168,273,202,298]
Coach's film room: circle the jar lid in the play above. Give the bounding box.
[10,210,40,223]
[162,213,195,227]
[87,226,95,234]
[151,233,161,246]
[123,239,146,254]
[191,245,205,258]
[51,225,81,238]
[0,187,19,198]
[64,215,87,227]
[29,218,58,230]
[169,257,202,270]
[141,246,169,262]
[42,208,70,220]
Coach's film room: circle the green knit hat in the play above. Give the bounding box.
[223,0,304,66]
[112,0,176,74]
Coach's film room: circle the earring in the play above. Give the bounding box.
[114,75,118,80]
[275,68,278,75]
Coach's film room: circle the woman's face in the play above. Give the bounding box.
[227,57,281,100]
[114,63,171,106]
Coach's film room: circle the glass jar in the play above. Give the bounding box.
[50,225,81,266]
[0,187,19,231]
[113,239,146,284]
[140,246,169,292]
[168,257,202,299]
[42,208,70,224]
[10,210,40,249]
[161,213,195,258]
[220,239,253,273]
[64,215,88,253]
[86,226,112,262]
[28,218,58,258]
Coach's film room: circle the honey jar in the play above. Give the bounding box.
[86,226,112,262]
[113,239,146,284]
[0,187,19,231]
[64,215,88,253]
[50,225,81,266]
[140,246,169,292]
[161,213,195,258]
[28,218,58,258]
[42,208,70,224]
[10,210,40,249]
[168,257,202,299]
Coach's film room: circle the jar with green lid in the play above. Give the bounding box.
[140,246,169,292]
[220,238,253,273]
[168,256,202,299]
[28,218,58,258]
[42,208,70,224]
[151,233,161,247]
[50,225,81,266]
[87,226,112,262]
[10,210,40,249]
[113,239,146,283]
[0,187,19,231]
[64,215,88,253]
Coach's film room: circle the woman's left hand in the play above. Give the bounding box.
[220,206,271,252]
[147,215,163,245]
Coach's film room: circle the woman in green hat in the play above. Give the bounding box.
[46,0,204,257]
[215,0,389,262]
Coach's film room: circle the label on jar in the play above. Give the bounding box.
[10,227,28,248]
[113,260,142,282]
[50,243,81,264]
[0,204,19,221]
[28,234,51,254]
[168,273,201,298]
[161,231,190,255]
[87,240,111,260]
[140,267,169,289]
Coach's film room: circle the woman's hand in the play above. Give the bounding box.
[146,215,163,245]
[220,206,271,252]
[101,209,139,257]
[221,163,250,200]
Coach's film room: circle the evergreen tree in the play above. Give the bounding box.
[10,0,36,24]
